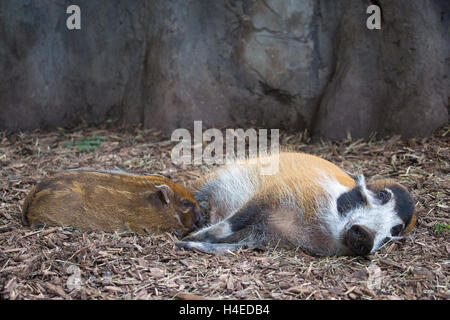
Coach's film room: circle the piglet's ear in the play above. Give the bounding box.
[155,184,173,204]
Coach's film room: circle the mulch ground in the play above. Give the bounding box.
[0,122,448,300]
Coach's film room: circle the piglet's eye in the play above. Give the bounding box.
[377,190,391,204]
[180,199,194,208]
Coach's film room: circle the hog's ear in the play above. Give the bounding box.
[155,184,173,204]
[353,174,366,187]
[345,170,366,186]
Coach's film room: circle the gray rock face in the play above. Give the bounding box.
[313,0,450,139]
[0,0,448,139]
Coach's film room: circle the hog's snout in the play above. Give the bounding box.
[344,225,374,256]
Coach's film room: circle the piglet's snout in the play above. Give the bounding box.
[344,225,375,256]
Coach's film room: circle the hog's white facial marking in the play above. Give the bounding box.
[318,174,406,254]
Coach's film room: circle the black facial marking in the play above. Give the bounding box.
[337,186,367,215]
[389,185,415,226]
[377,190,391,204]
[391,224,403,236]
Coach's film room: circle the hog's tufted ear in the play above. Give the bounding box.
[354,174,367,188]
[155,184,173,204]
[345,170,366,187]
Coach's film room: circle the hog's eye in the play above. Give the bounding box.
[377,190,391,204]
[391,224,404,236]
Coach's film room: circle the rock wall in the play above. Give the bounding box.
[0,0,448,139]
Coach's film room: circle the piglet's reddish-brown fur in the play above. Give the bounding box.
[22,170,203,236]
